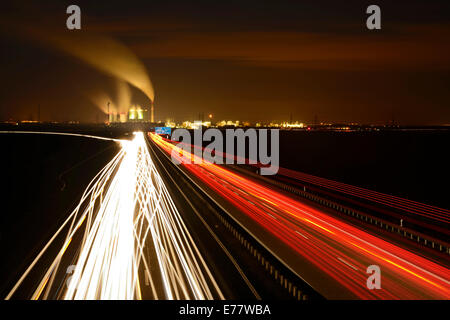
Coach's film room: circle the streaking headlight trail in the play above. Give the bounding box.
[150,133,450,300]
[6,132,223,300]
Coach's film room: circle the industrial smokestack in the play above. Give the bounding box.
[107,102,110,123]
[150,101,154,123]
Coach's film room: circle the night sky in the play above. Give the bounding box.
[1,0,450,124]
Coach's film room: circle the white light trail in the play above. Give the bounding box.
[6,132,223,300]
[0,131,124,142]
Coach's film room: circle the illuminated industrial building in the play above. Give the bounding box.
[107,101,155,123]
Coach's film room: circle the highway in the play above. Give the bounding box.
[150,133,450,300]
[6,132,226,299]
[145,135,313,300]
[3,130,449,300]
[4,131,296,300]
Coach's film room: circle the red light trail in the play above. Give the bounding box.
[151,133,450,300]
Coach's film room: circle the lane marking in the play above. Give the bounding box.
[266,213,277,220]
[295,230,309,240]
[337,257,358,271]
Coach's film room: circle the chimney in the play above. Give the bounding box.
[150,101,154,122]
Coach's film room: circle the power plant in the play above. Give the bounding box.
[107,101,154,123]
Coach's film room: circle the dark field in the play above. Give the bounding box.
[0,133,120,296]
[278,130,449,209]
